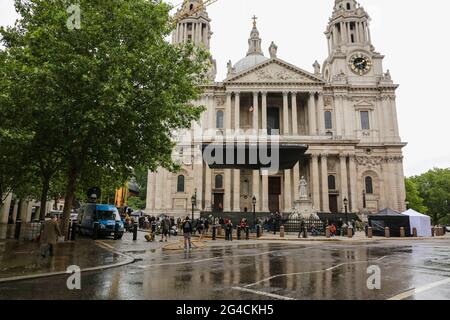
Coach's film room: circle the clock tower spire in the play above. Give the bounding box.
[322,0,390,85]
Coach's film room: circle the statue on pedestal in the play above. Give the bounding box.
[299,176,308,200]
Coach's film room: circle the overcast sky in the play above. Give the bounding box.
[1,0,449,177]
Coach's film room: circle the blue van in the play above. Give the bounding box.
[78,204,124,239]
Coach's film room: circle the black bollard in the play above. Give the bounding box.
[71,221,77,241]
[256,224,261,238]
[303,226,308,239]
[245,226,250,240]
[14,219,22,240]
[93,222,99,240]
[212,225,216,240]
[237,226,241,240]
[133,222,138,241]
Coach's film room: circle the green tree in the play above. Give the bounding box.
[1,0,208,236]
[405,178,427,213]
[410,168,450,225]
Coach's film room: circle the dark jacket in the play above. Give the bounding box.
[182,220,193,233]
[41,220,62,245]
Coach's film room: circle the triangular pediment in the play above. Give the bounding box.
[225,58,324,84]
[354,100,375,107]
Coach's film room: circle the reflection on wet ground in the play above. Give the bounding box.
[1,239,450,300]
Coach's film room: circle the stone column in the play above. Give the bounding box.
[252,92,259,131]
[208,94,215,129]
[283,92,289,135]
[224,170,232,212]
[308,92,317,135]
[233,169,240,212]
[375,97,385,139]
[183,23,188,42]
[291,92,298,135]
[234,92,240,130]
[155,170,163,210]
[320,154,330,213]
[335,95,343,136]
[262,173,269,212]
[284,169,292,212]
[226,92,232,130]
[348,155,358,212]
[0,193,12,224]
[164,170,172,210]
[317,93,325,135]
[194,161,204,211]
[311,154,321,211]
[192,23,196,43]
[397,158,407,212]
[293,162,300,201]
[339,154,349,211]
[262,92,268,134]
[205,165,212,211]
[382,96,393,139]
[390,97,400,139]
[252,171,260,211]
[146,171,155,212]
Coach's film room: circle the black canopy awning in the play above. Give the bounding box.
[201,143,309,170]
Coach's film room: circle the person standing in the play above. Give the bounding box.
[226,220,233,241]
[182,216,193,252]
[40,215,62,258]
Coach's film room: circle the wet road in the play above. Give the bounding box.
[0,237,449,300]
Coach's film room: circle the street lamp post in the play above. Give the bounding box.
[344,197,349,226]
[252,195,257,228]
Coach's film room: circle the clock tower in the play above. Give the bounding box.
[323,0,386,85]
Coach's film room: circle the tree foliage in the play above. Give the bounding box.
[407,168,450,224]
[1,0,208,235]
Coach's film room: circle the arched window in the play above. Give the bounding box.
[216,111,224,129]
[190,4,194,11]
[365,176,374,194]
[325,111,333,130]
[347,3,351,10]
[177,175,185,193]
[215,174,223,189]
[328,175,336,190]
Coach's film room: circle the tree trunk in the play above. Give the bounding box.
[39,178,50,220]
[61,165,78,239]
[54,196,58,210]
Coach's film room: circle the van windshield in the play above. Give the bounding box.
[96,210,120,221]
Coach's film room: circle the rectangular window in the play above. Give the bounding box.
[325,111,333,130]
[360,111,370,130]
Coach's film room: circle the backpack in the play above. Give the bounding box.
[183,221,192,233]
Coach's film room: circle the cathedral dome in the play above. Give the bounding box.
[233,55,269,74]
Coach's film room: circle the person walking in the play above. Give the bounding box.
[182,216,194,252]
[226,219,233,241]
[40,215,62,258]
[160,216,170,242]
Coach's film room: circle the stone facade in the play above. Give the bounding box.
[145,0,407,218]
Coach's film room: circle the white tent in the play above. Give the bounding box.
[402,209,432,237]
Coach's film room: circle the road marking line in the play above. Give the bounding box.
[388,278,450,300]
[232,286,295,300]
[245,256,388,288]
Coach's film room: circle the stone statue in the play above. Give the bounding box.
[299,176,308,200]
[227,60,235,76]
[313,60,321,75]
[269,41,278,59]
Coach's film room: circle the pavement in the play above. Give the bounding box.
[1,230,450,300]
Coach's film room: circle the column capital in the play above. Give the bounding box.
[282,91,289,97]
[226,91,233,97]
[260,90,268,96]
[339,153,348,160]
[310,153,320,160]
[234,91,240,97]
[320,153,329,159]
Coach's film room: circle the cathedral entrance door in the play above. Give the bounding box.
[267,107,280,135]
[269,177,281,213]
[213,193,224,213]
[329,195,338,213]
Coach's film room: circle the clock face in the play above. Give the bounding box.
[349,54,372,75]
